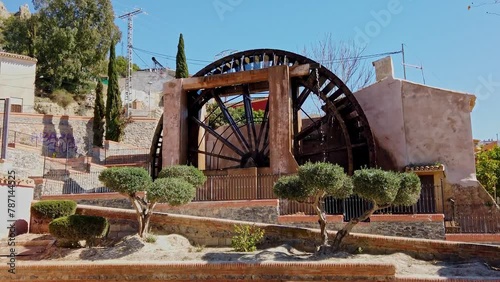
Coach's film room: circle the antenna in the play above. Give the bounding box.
[402,63,426,85]
[119,9,143,117]
[402,43,407,80]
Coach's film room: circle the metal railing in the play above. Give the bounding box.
[448,214,500,233]
[280,184,439,222]
[43,170,112,195]
[194,174,280,201]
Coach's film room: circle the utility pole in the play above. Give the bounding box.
[119,9,143,117]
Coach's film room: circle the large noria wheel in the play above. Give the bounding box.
[151,49,376,178]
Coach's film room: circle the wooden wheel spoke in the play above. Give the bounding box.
[213,94,251,152]
[298,143,367,158]
[191,116,245,157]
[256,99,270,150]
[190,149,241,163]
[242,86,257,152]
[295,114,330,141]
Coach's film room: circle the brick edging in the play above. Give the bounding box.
[446,234,500,243]
[0,261,396,281]
[278,214,344,223]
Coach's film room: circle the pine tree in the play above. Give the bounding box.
[105,40,124,141]
[92,80,105,147]
[175,33,189,78]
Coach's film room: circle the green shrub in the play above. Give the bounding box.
[231,224,264,252]
[50,89,74,109]
[157,165,207,188]
[394,172,422,206]
[49,215,109,247]
[147,177,196,205]
[298,162,352,198]
[31,200,77,220]
[352,168,401,206]
[144,233,157,243]
[273,175,309,202]
[99,167,152,195]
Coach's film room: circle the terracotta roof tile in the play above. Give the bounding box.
[0,52,37,63]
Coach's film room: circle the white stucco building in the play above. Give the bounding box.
[0,52,37,112]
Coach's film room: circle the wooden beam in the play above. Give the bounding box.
[182,64,311,91]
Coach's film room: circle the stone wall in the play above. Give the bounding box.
[39,195,446,240]
[0,113,159,157]
[4,147,44,178]
[155,200,279,224]
[76,205,500,264]
[278,214,446,240]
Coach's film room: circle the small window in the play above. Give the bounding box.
[11,104,22,113]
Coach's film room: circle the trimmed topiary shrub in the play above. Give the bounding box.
[147,177,196,205]
[49,215,109,247]
[99,165,206,238]
[157,165,207,188]
[31,200,77,220]
[274,162,352,246]
[99,167,152,195]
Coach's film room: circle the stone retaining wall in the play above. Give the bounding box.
[278,214,446,240]
[155,200,279,224]
[0,113,158,157]
[75,205,500,265]
[46,194,445,239]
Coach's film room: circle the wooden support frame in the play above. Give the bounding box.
[182,64,311,91]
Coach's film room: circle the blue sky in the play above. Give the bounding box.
[5,0,500,140]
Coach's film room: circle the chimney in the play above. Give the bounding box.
[372,56,394,81]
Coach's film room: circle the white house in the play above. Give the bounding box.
[0,52,37,112]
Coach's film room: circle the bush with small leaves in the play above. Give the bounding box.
[99,167,152,195]
[231,224,264,252]
[157,165,207,188]
[332,168,422,251]
[99,166,205,238]
[274,162,352,246]
[147,177,195,205]
[394,172,422,206]
[144,233,157,243]
[273,175,309,202]
[49,215,109,247]
[299,162,353,199]
[352,168,401,206]
[31,200,77,220]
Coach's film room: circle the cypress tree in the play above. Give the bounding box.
[92,80,105,147]
[175,33,189,78]
[105,40,124,141]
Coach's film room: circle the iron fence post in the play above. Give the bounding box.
[210,176,213,201]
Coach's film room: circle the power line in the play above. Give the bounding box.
[317,50,403,64]
[132,47,212,64]
[132,48,152,69]
[133,47,403,67]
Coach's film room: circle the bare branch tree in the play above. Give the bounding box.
[303,33,374,92]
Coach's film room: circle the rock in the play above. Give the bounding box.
[18,4,30,19]
[0,1,10,20]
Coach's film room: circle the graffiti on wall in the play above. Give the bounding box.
[31,132,77,157]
